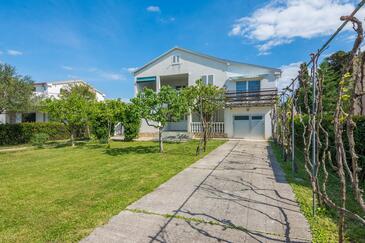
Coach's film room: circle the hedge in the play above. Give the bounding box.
[0,122,70,145]
[293,115,365,181]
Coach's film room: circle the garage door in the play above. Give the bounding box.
[233,115,264,139]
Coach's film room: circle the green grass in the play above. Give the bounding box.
[0,139,225,242]
[270,142,365,243]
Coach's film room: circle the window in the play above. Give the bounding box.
[175,85,186,90]
[248,80,260,91]
[234,116,249,120]
[201,75,214,85]
[236,80,261,92]
[252,116,263,120]
[236,81,247,92]
[172,55,180,64]
[22,113,36,123]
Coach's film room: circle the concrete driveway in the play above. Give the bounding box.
[82,140,312,243]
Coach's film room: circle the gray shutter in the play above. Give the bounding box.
[208,75,214,85]
[201,75,207,84]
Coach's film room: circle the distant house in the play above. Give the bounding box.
[0,79,105,124]
[133,47,281,139]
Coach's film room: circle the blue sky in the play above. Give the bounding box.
[0,0,363,99]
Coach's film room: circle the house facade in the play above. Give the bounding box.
[0,79,105,124]
[134,47,281,139]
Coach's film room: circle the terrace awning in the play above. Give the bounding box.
[136,76,156,83]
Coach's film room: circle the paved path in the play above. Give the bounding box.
[82,140,312,243]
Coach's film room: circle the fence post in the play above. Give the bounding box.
[291,82,296,174]
[311,52,319,216]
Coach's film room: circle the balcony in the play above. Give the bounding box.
[225,88,277,107]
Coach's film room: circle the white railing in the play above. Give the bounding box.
[190,122,225,134]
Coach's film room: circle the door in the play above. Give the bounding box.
[233,115,265,139]
[233,116,250,138]
[250,115,264,138]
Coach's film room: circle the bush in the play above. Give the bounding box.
[31,133,49,148]
[0,122,69,145]
[122,104,141,141]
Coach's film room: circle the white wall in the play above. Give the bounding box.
[0,113,6,124]
[135,50,278,94]
[224,106,272,139]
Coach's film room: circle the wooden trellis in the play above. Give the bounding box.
[272,2,365,242]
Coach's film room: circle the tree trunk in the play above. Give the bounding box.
[158,127,163,153]
[203,126,208,152]
[70,131,75,147]
[86,125,91,139]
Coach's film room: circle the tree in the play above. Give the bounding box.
[91,99,125,145]
[131,85,188,152]
[319,51,350,113]
[121,103,141,141]
[183,79,225,154]
[0,63,34,115]
[43,84,96,146]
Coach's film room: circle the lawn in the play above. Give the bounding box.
[0,139,225,242]
[270,142,365,243]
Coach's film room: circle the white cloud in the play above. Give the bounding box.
[229,0,365,54]
[278,62,302,91]
[99,72,124,81]
[126,67,139,73]
[61,65,73,70]
[7,49,23,56]
[159,17,175,23]
[147,6,160,12]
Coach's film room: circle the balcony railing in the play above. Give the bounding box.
[190,122,225,134]
[225,89,277,107]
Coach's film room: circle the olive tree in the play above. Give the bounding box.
[0,64,34,116]
[183,79,225,154]
[43,84,96,146]
[132,85,188,152]
[91,99,125,145]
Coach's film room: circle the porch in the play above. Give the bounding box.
[136,73,189,93]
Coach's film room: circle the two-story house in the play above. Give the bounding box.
[0,79,105,124]
[134,47,281,139]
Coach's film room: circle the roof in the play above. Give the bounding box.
[35,79,105,97]
[133,47,282,75]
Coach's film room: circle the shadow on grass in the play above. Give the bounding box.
[105,145,160,156]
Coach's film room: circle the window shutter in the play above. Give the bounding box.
[201,75,207,84]
[208,75,214,85]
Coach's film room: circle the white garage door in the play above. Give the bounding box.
[233,115,264,139]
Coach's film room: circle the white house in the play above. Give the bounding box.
[0,79,105,124]
[134,47,281,139]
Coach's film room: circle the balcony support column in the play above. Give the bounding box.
[156,76,161,92]
[187,112,192,132]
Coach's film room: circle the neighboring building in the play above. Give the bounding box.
[0,79,105,124]
[133,47,281,139]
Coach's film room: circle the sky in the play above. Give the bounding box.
[0,0,364,100]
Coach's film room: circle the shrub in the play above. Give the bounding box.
[31,133,49,148]
[0,122,69,145]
